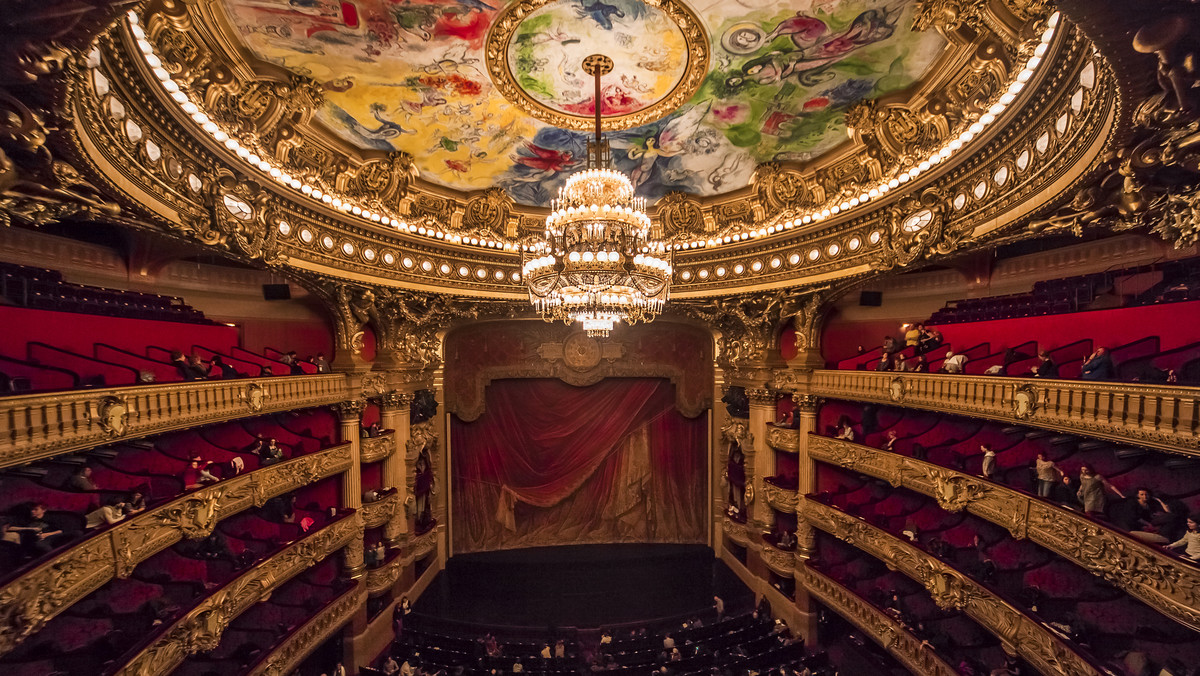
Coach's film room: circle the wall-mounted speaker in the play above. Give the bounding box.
[262,283,291,301]
[859,291,883,307]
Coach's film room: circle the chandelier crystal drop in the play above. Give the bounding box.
[523,54,672,338]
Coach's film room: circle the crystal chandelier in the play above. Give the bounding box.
[522,55,672,339]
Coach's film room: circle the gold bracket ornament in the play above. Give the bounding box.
[241,382,267,412]
[888,376,906,402]
[90,395,130,437]
[1012,384,1038,420]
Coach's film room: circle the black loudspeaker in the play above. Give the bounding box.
[859,291,883,307]
[262,283,291,301]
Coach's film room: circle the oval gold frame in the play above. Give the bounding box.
[484,0,711,131]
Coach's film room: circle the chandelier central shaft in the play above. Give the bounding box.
[522,54,672,338]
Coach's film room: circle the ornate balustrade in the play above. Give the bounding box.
[361,489,401,528]
[807,434,1200,632]
[116,512,361,676]
[366,552,405,596]
[0,444,353,655]
[766,426,799,453]
[0,374,348,470]
[804,500,1105,676]
[796,370,1199,457]
[799,566,959,676]
[249,582,367,676]
[762,481,798,512]
[360,430,396,463]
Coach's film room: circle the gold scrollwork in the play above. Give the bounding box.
[1012,384,1039,420]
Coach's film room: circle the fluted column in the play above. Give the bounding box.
[378,390,414,547]
[336,398,367,578]
[791,392,822,645]
[746,387,777,529]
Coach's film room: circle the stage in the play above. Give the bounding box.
[413,544,753,628]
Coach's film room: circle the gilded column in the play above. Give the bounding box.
[792,393,821,560]
[746,387,777,529]
[336,398,367,578]
[379,390,414,547]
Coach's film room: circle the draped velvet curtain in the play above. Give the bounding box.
[451,378,707,553]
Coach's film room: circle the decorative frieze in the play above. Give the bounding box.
[366,555,404,597]
[0,444,352,655]
[805,500,1104,676]
[799,566,959,676]
[360,431,396,464]
[361,491,401,529]
[117,513,360,676]
[0,374,347,470]
[809,435,1200,631]
[809,370,1200,457]
[765,426,799,453]
[762,482,798,512]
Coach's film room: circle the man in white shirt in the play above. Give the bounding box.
[663,635,675,650]
[943,350,967,373]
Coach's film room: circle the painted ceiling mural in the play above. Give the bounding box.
[220,0,947,205]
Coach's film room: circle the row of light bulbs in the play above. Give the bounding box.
[128,9,1059,259]
[546,204,652,230]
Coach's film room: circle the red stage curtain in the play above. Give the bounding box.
[451,378,706,553]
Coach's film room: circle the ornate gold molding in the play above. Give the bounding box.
[117,513,360,676]
[249,582,366,676]
[809,370,1200,457]
[366,554,404,597]
[800,566,959,676]
[0,374,348,470]
[406,526,439,562]
[0,444,352,655]
[811,435,1200,632]
[360,431,396,464]
[483,0,709,132]
[806,500,1104,676]
[765,426,799,453]
[361,491,401,530]
[761,542,796,576]
[762,481,798,513]
[722,516,751,547]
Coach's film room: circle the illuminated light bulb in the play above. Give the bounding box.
[868,189,879,198]
[235,146,251,159]
[802,215,812,224]
[182,102,199,114]
[887,179,899,189]
[212,130,228,143]
[968,122,984,134]
[1008,81,1025,95]
[331,198,343,208]
[1034,43,1048,57]
[170,91,188,103]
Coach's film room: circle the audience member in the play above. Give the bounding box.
[912,355,929,372]
[882,336,900,354]
[1032,351,1058,378]
[1034,453,1060,498]
[1116,489,1173,544]
[1077,465,1124,515]
[895,354,907,372]
[181,456,219,489]
[875,352,894,372]
[942,350,967,374]
[383,656,400,675]
[85,495,127,529]
[834,417,855,442]
[313,353,332,373]
[253,437,285,466]
[882,430,899,453]
[11,503,65,555]
[980,444,997,480]
[1081,347,1115,381]
[211,355,240,379]
[555,639,565,659]
[187,354,211,379]
[1167,515,1200,561]
[66,465,98,491]
[904,324,921,347]
[125,490,147,515]
[713,595,724,620]
[1052,472,1081,509]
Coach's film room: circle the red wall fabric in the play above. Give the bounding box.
[822,301,1200,365]
[0,306,238,357]
[237,319,333,362]
[451,378,707,554]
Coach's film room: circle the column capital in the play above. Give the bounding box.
[792,393,822,413]
[746,387,776,407]
[334,398,367,422]
[378,390,415,411]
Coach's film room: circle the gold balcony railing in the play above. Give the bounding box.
[805,500,1105,676]
[360,430,396,463]
[0,444,352,655]
[799,566,959,676]
[249,582,367,676]
[807,434,1200,633]
[0,374,348,470]
[116,512,361,676]
[762,481,798,512]
[366,553,405,596]
[800,370,1199,457]
[766,426,799,453]
[361,490,401,528]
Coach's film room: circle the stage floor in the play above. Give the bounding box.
[414,544,752,628]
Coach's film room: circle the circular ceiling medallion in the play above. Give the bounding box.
[486,0,709,131]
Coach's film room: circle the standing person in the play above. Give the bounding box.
[942,350,968,373]
[313,353,332,373]
[905,324,922,347]
[980,444,997,480]
[1034,453,1060,498]
[713,595,725,620]
[1077,465,1124,515]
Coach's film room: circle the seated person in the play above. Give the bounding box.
[1032,350,1058,378]
[124,490,147,515]
[1167,514,1200,561]
[1080,347,1115,381]
[181,456,219,489]
[834,417,855,442]
[251,437,285,466]
[10,503,66,556]
[65,465,98,491]
[210,355,240,379]
[85,495,127,529]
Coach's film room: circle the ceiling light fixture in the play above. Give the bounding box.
[522,55,670,338]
